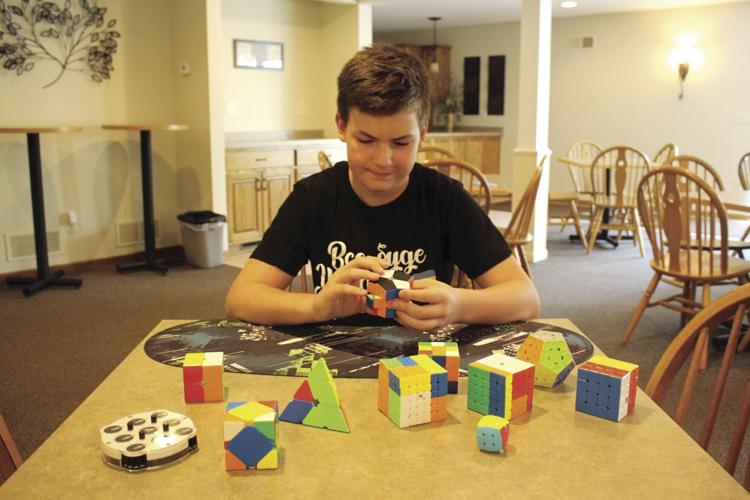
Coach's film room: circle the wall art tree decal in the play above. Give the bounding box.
[0,0,120,88]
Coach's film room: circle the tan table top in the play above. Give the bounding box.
[1,319,745,499]
[720,190,750,213]
[483,173,512,198]
[102,124,188,132]
[0,126,82,134]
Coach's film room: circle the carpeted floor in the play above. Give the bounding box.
[1,228,749,484]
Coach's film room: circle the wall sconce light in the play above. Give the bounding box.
[428,16,442,74]
[668,35,703,100]
[677,62,689,100]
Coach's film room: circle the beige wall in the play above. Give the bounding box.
[549,2,750,192]
[221,0,370,137]
[377,1,750,193]
[0,0,184,275]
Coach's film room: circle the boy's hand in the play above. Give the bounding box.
[390,279,461,331]
[311,256,389,322]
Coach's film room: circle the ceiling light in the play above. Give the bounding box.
[561,1,578,8]
[429,16,441,74]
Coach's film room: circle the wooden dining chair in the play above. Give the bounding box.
[671,155,724,191]
[586,146,651,256]
[488,156,547,277]
[0,413,23,480]
[548,141,602,248]
[738,152,750,190]
[623,168,750,369]
[652,143,679,167]
[418,145,455,164]
[318,151,333,171]
[423,158,491,287]
[646,283,750,491]
[423,158,491,213]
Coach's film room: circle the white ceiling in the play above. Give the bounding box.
[368,0,748,33]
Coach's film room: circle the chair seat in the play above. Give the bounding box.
[686,238,750,251]
[653,251,750,281]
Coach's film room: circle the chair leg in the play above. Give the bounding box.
[586,207,604,255]
[699,283,712,370]
[680,282,692,328]
[517,246,532,279]
[632,209,646,257]
[570,200,588,249]
[0,413,23,479]
[622,272,661,343]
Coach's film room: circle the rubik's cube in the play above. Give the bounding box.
[182,352,224,403]
[224,400,279,471]
[280,358,350,432]
[418,341,460,393]
[516,331,575,388]
[365,269,436,318]
[576,355,639,422]
[467,354,534,420]
[476,415,510,454]
[378,355,448,428]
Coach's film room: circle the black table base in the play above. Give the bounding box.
[5,132,82,297]
[6,269,82,297]
[117,256,184,275]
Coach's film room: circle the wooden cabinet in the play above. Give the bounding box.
[226,142,347,245]
[422,133,502,175]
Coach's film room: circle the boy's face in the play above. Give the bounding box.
[336,107,426,207]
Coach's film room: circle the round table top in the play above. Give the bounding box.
[0,126,83,134]
[102,124,188,132]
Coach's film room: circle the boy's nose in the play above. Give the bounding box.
[374,143,393,166]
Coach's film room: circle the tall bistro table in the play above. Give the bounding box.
[102,124,187,275]
[0,319,745,498]
[1,127,83,297]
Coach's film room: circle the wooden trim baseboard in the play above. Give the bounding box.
[0,246,185,281]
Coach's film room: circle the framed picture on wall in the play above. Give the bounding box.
[234,39,284,70]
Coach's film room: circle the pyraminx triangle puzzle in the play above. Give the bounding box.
[279,358,350,432]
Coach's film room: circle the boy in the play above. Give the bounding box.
[225,45,539,330]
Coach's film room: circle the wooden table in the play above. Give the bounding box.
[101,125,187,275]
[719,190,750,213]
[1,319,745,498]
[0,127,83,297]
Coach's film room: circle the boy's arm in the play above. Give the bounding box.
[393,256,540,331]
[225,257,388,325]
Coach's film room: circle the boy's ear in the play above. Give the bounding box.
[418,125,428,147]
[335,112,347,141]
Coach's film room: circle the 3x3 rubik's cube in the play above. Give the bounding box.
[378,355,448,428]
[418,341,460,394]
[183,352,224,403]
[468,353,534,420]
[224,400,279,470]
[365,269,436,318]
[576,355,639,422]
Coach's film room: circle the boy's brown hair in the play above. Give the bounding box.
[337,44,431,127]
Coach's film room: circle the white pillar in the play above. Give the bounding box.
[512,0,551,262]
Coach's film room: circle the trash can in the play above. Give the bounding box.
[178,211,227,268]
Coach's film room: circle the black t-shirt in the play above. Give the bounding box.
[252,162,512,305]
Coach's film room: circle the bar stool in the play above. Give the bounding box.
[101,124,187,275]
[0,126,83,297]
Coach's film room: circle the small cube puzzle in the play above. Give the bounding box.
[418,341,460,393]
[280,358,350,432]
[516,331,575,388]
[365,269,436,318]
[467,353,535,420]
[378,355,448,428]
[575,355,639,422]
[182,352,224,403]
[224,400,279,471]
[476,415,509,454]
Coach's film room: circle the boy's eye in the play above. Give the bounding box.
[357,138,374,144]
[393,141,411,147]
